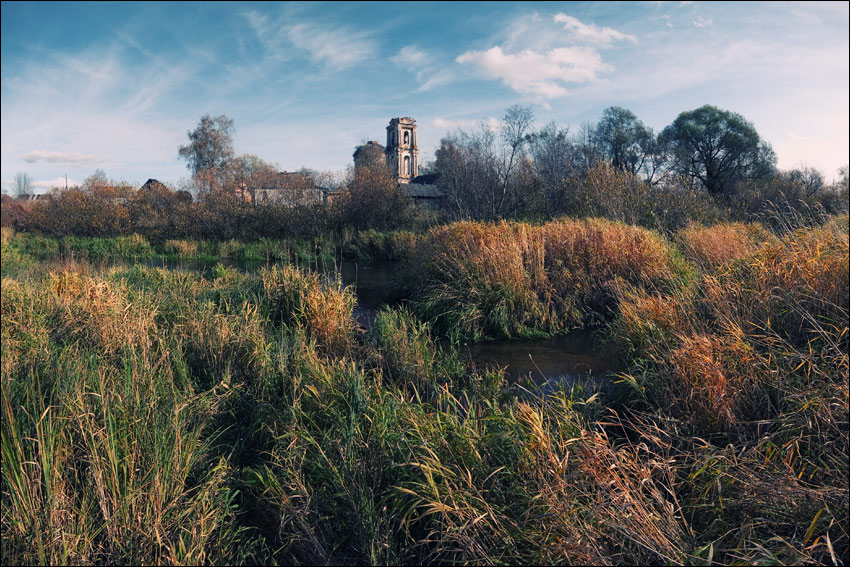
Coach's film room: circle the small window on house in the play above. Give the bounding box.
[404,131,409,145]
[404,156,410,176]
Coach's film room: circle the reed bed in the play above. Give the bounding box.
[408,217,686,340]
[2,215,847,565]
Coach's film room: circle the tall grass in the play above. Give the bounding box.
[2,215,847,565]
[607,214,849,564]
[408,217,687,340]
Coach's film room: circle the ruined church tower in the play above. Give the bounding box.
[385,117,418,183]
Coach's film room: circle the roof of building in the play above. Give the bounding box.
[140,178,168,191]
[401,183,445,199]
[410,173,440,185]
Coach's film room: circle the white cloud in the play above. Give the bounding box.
[19,150,101,166]
[553,13,637,46]
[456,45,610,100]
[454,13,631,103]
[692,17,713,28]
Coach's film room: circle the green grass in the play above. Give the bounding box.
[1,228,421,272]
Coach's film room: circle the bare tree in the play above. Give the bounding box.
[13,172,33,197]
[495,105,534,217]
[231,154,279,205]
[786,165,825,197]
[434,105,534,221]
[527,122,577,217]
[435,129,500,220]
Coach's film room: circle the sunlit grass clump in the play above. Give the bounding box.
[409,217,686,340]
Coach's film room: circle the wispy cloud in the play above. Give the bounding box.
[392,45,430,67]
[433,116,501,133]
[392,45,455,92]
[19,150,101,166]
[286,22,376,69]
[656,14,674,29]
[692,17,713,28]
[33,176,81,190]
[244,10,376,70]
[553,13,637,46]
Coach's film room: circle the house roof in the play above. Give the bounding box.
[410,173,440,185]
[401,183,445,198]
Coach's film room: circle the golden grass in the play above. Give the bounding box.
[676,221,775,271]
[165,238,200,257]
[412,217,684,339]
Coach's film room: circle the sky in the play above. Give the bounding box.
[1,1,848,192]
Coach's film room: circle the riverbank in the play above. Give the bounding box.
[0,227,420,278]
[2,216,847,565]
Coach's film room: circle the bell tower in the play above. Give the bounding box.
[385,117,418,183]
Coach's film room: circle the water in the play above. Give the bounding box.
[131,256,611,387]
[460,332,611,391]
[331,260,400,330]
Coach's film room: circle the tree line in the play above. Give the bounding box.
[433,104,847,230]
[3,105,847,239]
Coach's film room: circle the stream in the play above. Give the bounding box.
[135,256,612,389]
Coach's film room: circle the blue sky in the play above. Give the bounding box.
[2,1,848,191]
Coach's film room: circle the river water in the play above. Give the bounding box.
[135,256,612,388]
[320,260,611,389]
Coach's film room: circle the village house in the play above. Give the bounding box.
[238,170,342,207]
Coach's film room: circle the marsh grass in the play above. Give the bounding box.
[408,217,687,341]
[2,215,847,565]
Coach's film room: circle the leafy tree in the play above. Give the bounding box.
[660,105,776,197]
[178,114,235,191]
[353,141,386,173]
[592,107,659,180]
